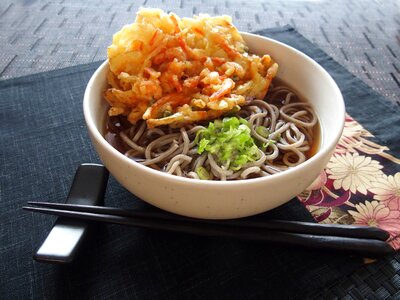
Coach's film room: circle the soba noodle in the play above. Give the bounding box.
[105,84,318,181]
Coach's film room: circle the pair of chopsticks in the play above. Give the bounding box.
[23,202,394,256]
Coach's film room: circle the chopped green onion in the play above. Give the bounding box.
[260,139,276,151]
[196,117,260,171]
[272,133,281,141]
[225,105,242,117]
[255,126,270,138]
[196,166,211,180]
[231,105,241,112]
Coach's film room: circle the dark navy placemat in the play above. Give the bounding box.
[1,26,396,299]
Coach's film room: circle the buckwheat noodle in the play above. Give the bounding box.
[106,85,318,180]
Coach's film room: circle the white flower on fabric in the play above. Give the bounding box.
[326,152,383,195]
[370,173,400,210]
[348,201,400,250]
[349,201,400,230]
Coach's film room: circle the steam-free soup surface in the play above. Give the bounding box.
[104,81,320,181]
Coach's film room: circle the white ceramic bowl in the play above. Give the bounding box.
[83,32,345,219]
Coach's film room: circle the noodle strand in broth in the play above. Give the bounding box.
[106,84,319,181]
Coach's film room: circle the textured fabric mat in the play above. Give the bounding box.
[1,26,398,299]
[1,0,399,107]
[261,27,400,250]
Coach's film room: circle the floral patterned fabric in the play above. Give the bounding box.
[299,114,400,249]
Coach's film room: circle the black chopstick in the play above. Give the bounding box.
[23,203,394,256]
[26,201,390,241]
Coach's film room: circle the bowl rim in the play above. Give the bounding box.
[83,32,345,187]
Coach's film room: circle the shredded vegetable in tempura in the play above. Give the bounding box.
[105,8,278,128]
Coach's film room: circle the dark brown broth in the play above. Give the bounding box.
[267,79,321,159]
[103,83,321,160]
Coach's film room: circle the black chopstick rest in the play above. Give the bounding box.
[33,163,109,263]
